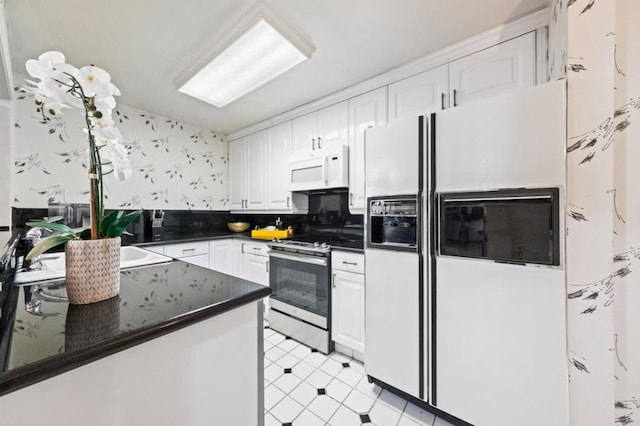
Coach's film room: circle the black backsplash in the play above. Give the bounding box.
[12,192,363,240]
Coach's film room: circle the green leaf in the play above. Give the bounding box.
[105,210,141,238]
[99,211,122,237]
[25,234,74,260]
[78,228,92,240]
[26,221,76,236]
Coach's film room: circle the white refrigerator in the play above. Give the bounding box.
[364,113,432,401]
[364,80,569,426]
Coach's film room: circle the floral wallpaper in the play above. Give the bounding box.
[560,0,640,425]
[12,75,228,210]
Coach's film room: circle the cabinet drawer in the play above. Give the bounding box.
[243,240,269,257]
[144,245,165,255]
[332,251,364,274]
[164,241,209,258]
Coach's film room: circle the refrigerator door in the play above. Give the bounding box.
[431,81,568,426]
[365,115,424,197]
[364,248,422,398]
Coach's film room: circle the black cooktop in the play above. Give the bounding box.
[292,233,364,250]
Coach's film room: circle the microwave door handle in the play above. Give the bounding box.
[445,195,553,203]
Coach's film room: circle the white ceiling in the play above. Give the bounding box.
[6,0,549,135]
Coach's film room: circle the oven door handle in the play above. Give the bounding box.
[269,251,329,267]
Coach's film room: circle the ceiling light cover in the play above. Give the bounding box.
[178,6,314,108]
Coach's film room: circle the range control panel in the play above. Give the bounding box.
[369,198,418,217]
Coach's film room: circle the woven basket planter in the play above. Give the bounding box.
[65,237,121,305]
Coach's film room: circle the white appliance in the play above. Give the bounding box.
[289,145,348,192]
[364,80,569,426]
[364,114,431,400]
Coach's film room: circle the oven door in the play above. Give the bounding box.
[269,251,330,329]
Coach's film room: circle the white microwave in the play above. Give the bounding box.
[289,145,349,192]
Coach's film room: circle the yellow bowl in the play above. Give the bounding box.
[227,222,250,233]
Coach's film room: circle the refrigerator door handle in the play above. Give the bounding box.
[434,192,441,256]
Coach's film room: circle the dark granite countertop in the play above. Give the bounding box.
[0,250,270,396]
[127,228,364,252]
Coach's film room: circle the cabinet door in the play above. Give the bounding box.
[180,254,210,268]
[246,254,269,286]
[228,139,246,211]
[231,240,245,279]
[245,131,266,210]
[388,64,449,121]
[449,32,536,107]
[332,270,365,354]
[317,101,348,153]
[348,88,388,213]
[144,245,165,255]
[209,239,233,275]
[266,122,293,210]
[291,112,318,158]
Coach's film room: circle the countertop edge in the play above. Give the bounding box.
[0,284,270,397]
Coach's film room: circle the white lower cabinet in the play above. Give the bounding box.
[162,241,210,268]
[244,241,269,286]
[231,240,269,287]
[144,245,165,255]
[209,239,233,275]
[331,251,365,355]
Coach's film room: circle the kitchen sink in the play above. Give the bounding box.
[14,246,173,284]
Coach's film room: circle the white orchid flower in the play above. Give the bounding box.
[100,138,133,182]
[76,65,120,98]
[26,51,79,82]
[23,78,73,115]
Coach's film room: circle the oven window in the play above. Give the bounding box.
[270,256,329,317]
[439,188,559,265]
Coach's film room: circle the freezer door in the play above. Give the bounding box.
[364,248,422,399]
[435,80,566,192]
[365,115,425,197]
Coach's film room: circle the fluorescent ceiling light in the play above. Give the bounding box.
[177,4,314,108]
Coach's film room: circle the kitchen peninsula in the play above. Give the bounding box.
[0,236,270,426]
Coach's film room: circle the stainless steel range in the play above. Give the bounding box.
[268,239,333,354]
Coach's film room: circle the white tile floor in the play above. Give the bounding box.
[263,326,456,426]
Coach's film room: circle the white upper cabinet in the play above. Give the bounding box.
[266,122,309,212]
[348,87,388,213]
[449,32,536,107]
[228,131,266,211]
[228,138,246,211]
[388,64,449,121]
[292,101,348,158]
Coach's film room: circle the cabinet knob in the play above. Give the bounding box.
[441,92,445,110]
[287,196,290,208]
[332,273,336,288]
[342,261,358,266]
[453,89,458,107]
[349,192,354,206]
[317,136,322,149]
[312,137,316,150]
